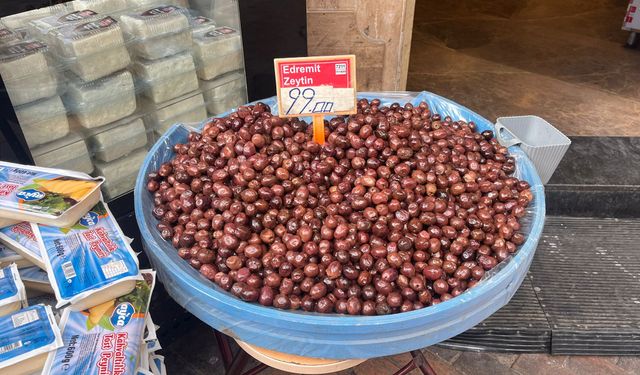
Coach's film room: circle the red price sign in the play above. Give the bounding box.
[274,55,357,144]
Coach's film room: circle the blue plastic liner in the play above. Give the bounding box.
[134,91,546,359]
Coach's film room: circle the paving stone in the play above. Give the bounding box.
[489,353,520,368]
[616,357,640,373]
[452,352,522,375]
[427,346,463,363]
[566,356,631,375]
[512,354,573,375]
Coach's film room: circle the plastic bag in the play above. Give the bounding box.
[133,91,545,359]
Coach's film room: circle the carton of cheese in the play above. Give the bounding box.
[43,270,155,375]
[32,201,140,310]
[0,263,27,317]
[0,222,45,269]
[0,244,29,269]
[19,266,53,295]
[0,305,63,375]
[0,161,103,227]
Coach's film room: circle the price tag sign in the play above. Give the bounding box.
[274,55,357,144]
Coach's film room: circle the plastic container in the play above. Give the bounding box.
[120,5,192,60]
[141,91,206,136]
[51,15,132,82]
[0,40,59,106]
[18,267,52,295]
[0,305,64,375]
[0,161,103,227]
[86,115,147,163]
[0,222,44,270]
[14,96,69,149]
[73,0,130,14]
[28,9,100,44]
[191,15,216,35]
[1,3,77,29]
[495,115,571,184]
[94,147,148,199]
[192,26,243,80]
[32,201,141,310]
[0,28,23,45]
[134,91,546,359]
[65,69,137,129]
[0,244,29,269]
[133,51,198,103]
[0,263,27,318]
[200,72,246,115]
[31,132,94,175]
[43,271,155,375]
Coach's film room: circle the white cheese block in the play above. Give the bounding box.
[87,116,147,162]
[93,147,147,181]
[127,0,190,8]
[200,73,247,115]
[53,16,131,81]
[0,41,58,105]
[31,133,94,174]
[192,26,243,80]
[101,167,138,199]
[15,96,69,148]
[120,5,191,60]
[66,69,137,128]
[73,0,129,14]
[191,15,216,35]
[133,52,198,103]
[1,3,76,29]
[29,9,99,42]
[142,92,206,133]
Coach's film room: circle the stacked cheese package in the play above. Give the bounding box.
[0,0,247,201]
[0,161,163,375]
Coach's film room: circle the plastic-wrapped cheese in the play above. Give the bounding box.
[0,28,22,45]
[15,96,69,149]
[19,267,53,295]
[73,0,129,14]
[0,41,58,106]
[93,148,147,183]
[192,26,243,80]
[133,52,198,103]
[120,5,191,60]
[191,15,216,35]
[0,244,28,269]
[53,16,131,81]
[1,3,76,29]
[142,92,206,135]
[65,69,137,129]
[200,72,247,115]
[0,222,45,270]
[87,116,147,163]
[31,133,94,175]
[29,9,99,43]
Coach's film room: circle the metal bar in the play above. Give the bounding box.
[214,330,234,370]
[226,348,250,375]
[242,363,268,375]
[392,360,417,375]
[410,350,438,375]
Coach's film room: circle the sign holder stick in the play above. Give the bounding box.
[312,115,325,145]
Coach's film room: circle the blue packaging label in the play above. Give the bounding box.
[0,222,42,261]
[19,266,49,283]
[0,161,102,219]
[44,272,155,375]
[0,243,20,262]
[33,201,139,307]
[0,305,62,368]
[0,264,18,302]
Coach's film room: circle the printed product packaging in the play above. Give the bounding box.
[0,161,103,227]
[0,263,27,317]
[0,222,45,269]
[0,244,29,269]
[32,201,141,310]
[19,266,53,295]
[43,270,156,375]
[0,305,63,375]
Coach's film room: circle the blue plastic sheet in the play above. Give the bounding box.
[134,91,546,359]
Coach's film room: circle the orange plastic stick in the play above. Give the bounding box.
[313,115,325,145]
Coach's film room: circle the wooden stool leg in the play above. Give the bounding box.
[410,350,437,375]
